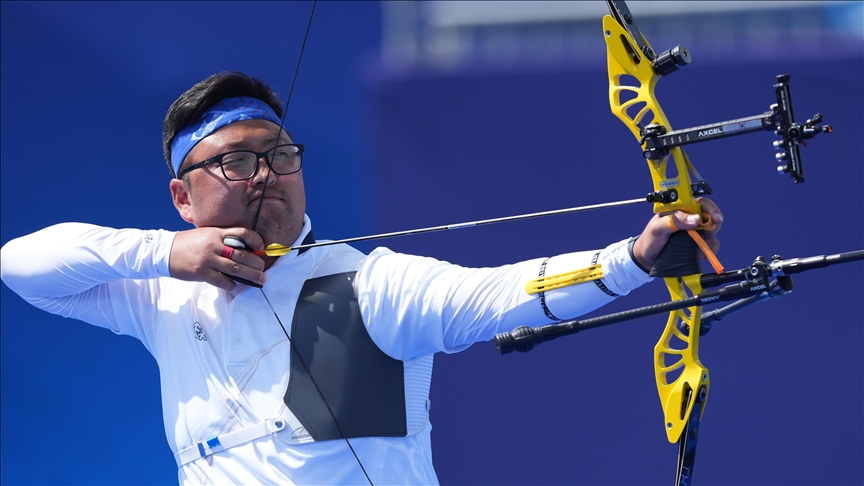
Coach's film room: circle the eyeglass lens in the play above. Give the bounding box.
[222,145,301,180]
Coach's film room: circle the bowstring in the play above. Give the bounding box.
[250,1,316,232]
[249,2,374,484]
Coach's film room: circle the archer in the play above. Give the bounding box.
[0,70,723,485]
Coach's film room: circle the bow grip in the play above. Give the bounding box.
[649,209,718,278]
[650,230,703,277]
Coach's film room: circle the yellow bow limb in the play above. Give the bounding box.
[655,274,710,443]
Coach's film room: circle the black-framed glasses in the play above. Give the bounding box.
[177,144,304,181]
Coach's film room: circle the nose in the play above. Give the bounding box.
[250,155,276,186]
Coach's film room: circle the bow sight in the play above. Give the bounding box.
[607,1,832,188]
[639,74,832,184]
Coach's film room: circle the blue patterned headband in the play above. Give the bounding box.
[170,96,282,176]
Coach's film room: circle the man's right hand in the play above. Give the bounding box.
[168,228,267,290]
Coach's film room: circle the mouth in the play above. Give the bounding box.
[249,194,283,205]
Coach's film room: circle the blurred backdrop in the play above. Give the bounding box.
[2,2,862,485]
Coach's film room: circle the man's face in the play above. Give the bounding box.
[170,119,306,247]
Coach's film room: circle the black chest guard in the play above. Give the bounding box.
[284,271,407,441]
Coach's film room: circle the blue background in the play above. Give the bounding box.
[2,2,862,485]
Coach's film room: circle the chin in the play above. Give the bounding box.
[258,222,301,246]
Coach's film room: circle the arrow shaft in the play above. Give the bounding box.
[260,197,649,255]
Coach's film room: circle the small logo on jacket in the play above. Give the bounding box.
[193,322,207,341]
[291,427,311,440]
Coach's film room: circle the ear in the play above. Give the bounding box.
[169,178,195,224]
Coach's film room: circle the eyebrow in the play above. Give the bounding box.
[220,135,293,151]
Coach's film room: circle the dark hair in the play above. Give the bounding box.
[162,71,285,178]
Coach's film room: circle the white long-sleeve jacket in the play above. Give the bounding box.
[0,215,651,485]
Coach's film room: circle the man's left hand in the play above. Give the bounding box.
[632,198,724,272]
